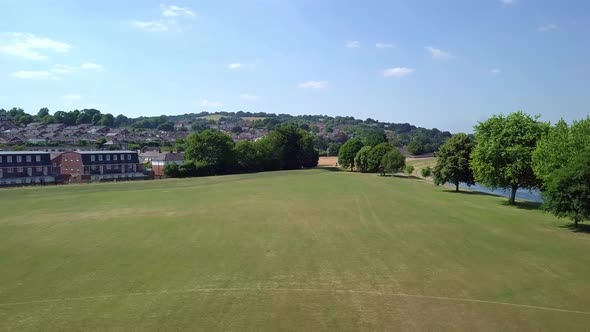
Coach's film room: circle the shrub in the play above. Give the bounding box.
[421,166,432,177]
[405,165,415,175]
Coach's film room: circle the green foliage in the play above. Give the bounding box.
[421,166,432,177]
[354,146,372,172]
[157,121,175,131]
[163,163,181,177]
[366,143,393,173]
[96,138,107,148]
[405,165,415,175]
[361,130,387,147]
[184,130,236,174]
[338,138,364,170]
[382,149,406,175]
[542,149,590,227]
[533,117,590,186]
[471,111,548,204]
[433,133,475,191]
[406,138,425,155]
[327,142,341,157]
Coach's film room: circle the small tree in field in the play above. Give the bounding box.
[433,133,475,192]
[367,143,393,173]
[382,149,405,176]
[405,165,415,175]
[338,138,364,170]
[421,166,432,177]
[542,149,590,228]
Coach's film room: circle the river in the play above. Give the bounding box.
[456,183,543,203]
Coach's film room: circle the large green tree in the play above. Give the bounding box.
[532,117,590,186]
[471,111,548,204]
[366,143,394,173]
[542,149,590,227]
[338,138,364,170]
[382,149,406,176]
[354,146,372,173]
[433,133,475,192]
[184,130,236,174]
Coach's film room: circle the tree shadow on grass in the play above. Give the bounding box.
[442,189,499,198]
[381,174,423,181]
[559,223,590,234]
[500,201,542,211]
[315,166,342,172]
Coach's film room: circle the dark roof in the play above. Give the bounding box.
[77,150,137,154]
[0,151,50,155]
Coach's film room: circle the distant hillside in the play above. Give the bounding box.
[0,108,450,154]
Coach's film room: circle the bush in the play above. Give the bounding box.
[382,149,406,175]
[405,165,415,175]
[421,166,432,177]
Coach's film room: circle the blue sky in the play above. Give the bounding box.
[0,0,588,132]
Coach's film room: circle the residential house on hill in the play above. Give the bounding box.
[0,151,56,187]
[52,151,145,182]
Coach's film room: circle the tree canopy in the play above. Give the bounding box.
[382,149,406,176]
[354,146,373,173]
[471,111,548,204]
[433,133,475,192]
[338,138,364,170]
[366,143,394,173]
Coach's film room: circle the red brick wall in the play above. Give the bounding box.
[52,152,84,176]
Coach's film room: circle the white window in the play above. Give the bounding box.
[0,156,2,163]
[17,156,22,163]
[17,167,23,173]
[36,155,41,162]
[36,167,42,172]
[7,156,12,163]
[99,155,103,161]
[120,154,124,161]
[7,168,13,173]
[106,155,110,161]
[127,154,131,161]
[26,155,31,162]
[91,155,95,162]
[114,155,118,161]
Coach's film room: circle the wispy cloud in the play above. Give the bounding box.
[201,99,223,108]
[50,64,75,74]
[161,5,196,18]
[81,62,104,70]
[537,24,557,32]
[345,40,360,48]
[132,20,169,32]
[62,94,82,105]
[383,67,414,78]
[425,46,453,60]
[376,43,394,49]
[500,0,513,6]
[12,70,55,80]
[0,32,70,61]
[490,68,501,75]
[240,93,259,100]
[298,81,329,89]
[228,63,242,70]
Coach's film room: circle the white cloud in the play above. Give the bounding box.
[425,46,453,59]
[228,63,242,69]
[12,70,55,80]
[345,40,360,48]
[383,67,414,78]
[240,93,259,101]
[201,99,223,108]
[81,62,104,70]
[376,43,394,49]
[501,0,513,6]
[50,64,74,74]
[0,32,71,61]
[298,80,329,89]
[538,24,557,32]
[132,20,169,32]
[490,68,501,75]
[161,5,195,18]
[62,94,82,105]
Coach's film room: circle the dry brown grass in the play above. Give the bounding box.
[318,156,339,167]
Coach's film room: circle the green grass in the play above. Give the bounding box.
[1,170,590,331]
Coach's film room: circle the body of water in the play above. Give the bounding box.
[455,183,543,203]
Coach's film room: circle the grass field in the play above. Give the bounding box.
[1,170,590,330]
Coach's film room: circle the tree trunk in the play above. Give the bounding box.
[455,182,459,192]
[509,185,518,205]
[575,218,579,228]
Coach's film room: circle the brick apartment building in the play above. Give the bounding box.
[0,151,55,187]
[52,151,145,182]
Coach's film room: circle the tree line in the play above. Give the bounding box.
[428,111,589,227]
[164,124,319,177]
